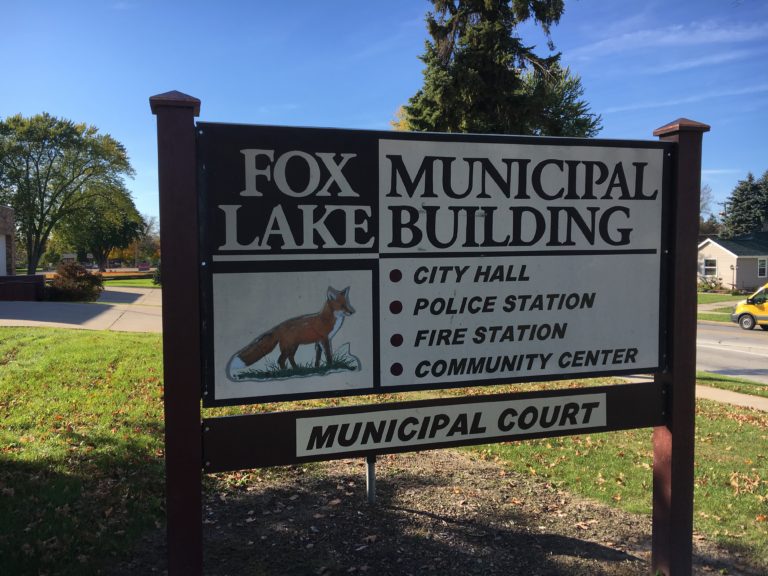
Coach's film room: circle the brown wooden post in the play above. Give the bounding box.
[150,91,203,576]
[652,118,709,575]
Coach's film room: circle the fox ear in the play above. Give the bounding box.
[342,287,350,297]
[327,287,338,300]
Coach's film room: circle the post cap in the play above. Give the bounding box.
[149,91,201,116]
[653,118,710,137]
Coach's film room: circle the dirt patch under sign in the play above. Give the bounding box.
[108,450,762,575]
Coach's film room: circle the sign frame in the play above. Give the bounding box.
[150,91,708,576]
[202,381,665,472]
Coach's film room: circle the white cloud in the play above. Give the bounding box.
[255,103,300,117]
[572,21,768,60]
[640,49,758,74]
[701,169,742,176]
[602,83,768,114]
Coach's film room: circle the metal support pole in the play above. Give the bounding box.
[150,91,203,576]
[651,118,709,576]
[366,454,376,504]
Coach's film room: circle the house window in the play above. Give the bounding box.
[703,259,717,276]
[759,258,767,278]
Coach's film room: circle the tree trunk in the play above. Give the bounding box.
[92,246,109,272]
[25,233,37,275]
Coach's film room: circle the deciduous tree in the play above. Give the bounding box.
[58,183,143,272]
[0,113,134,273]
[699,184,722,236]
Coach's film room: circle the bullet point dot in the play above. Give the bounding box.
[389,269,403,282]
[390,363,403,376]
[389,300,403,314]
[390,333,403,347]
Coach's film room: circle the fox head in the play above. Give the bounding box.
[327,286,355,316]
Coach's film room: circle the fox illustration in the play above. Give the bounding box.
[226,286,355,379]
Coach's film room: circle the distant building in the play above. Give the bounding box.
[698,228,768,291]
[0,206,14,276]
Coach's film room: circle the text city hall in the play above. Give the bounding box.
[216,147,659,252]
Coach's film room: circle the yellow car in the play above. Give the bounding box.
[731,282,768,331]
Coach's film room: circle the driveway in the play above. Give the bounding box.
[0,287,162,333]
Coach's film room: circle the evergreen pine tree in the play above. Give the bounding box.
[721,172,768,238]
[402,0,601,137]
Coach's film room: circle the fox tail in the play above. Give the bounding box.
[226,330,279,379]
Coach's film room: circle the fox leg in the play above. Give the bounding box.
[320,337,332,366]
[278,343,299,370]
[314,343,322,367]
[278,355,297,369]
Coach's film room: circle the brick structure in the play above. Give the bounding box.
[0,205,15,276]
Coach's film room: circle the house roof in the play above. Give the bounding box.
[705,231,768,257]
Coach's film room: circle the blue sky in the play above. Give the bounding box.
[3,0,767,221]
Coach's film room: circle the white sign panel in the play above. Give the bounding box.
[199,125,668,405]
[296,393,607,457]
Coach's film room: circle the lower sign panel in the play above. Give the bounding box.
[202,382,664,472]
[296,394,605,458]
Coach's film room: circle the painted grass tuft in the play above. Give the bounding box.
[235,350,359,381]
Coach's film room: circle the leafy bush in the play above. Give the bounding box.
[698,275,723,292]
[152,261,161,286]
[47,262,104,301]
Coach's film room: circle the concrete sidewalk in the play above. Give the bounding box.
[0,287,162,333]
[696,384,768,411]
[698,301,739,312]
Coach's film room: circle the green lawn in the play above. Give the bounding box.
[698,293,744,305]
[471,396,768,566]
[698,305,735,323]
[103,278,159,288]
[1,328,766,573]
[0,328,165,575]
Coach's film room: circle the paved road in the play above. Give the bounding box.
[697,321,768,384]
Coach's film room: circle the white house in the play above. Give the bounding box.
[698,230,768,291]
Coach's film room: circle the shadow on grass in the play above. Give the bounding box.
[0,430,165,576]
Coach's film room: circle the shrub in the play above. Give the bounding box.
[698,275,723,292]
[47,262,104,301]
[152,262,161,286]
